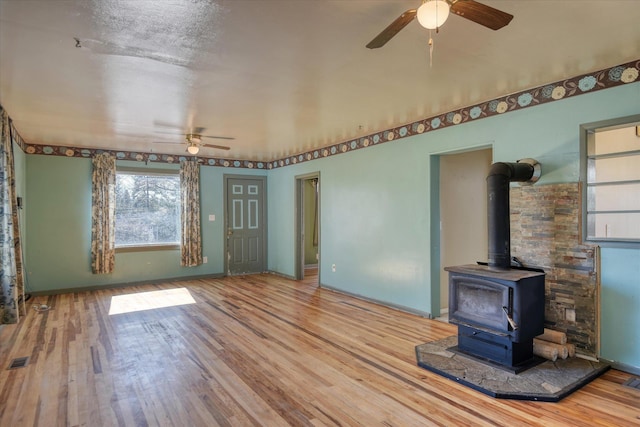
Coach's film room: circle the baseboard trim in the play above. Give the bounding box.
[599,358,640,375]
[266,270,297,280]
[29,272,226,296]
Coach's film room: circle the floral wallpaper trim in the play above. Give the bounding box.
[16,59,640,169]
[20,144,268,169]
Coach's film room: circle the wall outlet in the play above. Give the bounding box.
[203,256,208,264]
[209,214,215,221]
[331,264,336,272]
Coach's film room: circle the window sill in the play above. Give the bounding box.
[116,244,180,253]
[585,238,640,249]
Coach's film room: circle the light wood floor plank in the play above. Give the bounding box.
[1,272,639,426]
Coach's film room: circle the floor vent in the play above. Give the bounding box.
[623,377,640,390]
[8,356,29,370]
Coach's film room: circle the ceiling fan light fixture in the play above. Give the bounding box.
[187,144,200,155]
[417,0,450,30]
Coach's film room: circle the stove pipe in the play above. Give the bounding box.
[487,159,540,269]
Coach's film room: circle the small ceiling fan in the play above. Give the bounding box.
[366,0,513,49]
[153,127,233,154]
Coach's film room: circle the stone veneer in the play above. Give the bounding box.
[510,182,598,358]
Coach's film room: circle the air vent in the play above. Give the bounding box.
[623,377,640,390]
[8,356,29,370]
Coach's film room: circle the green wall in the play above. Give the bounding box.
[267,82,640,370]
[15,81,640,371]
[24,156,265,292]
[600,248,640,371]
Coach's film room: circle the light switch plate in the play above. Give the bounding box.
[209,214,215,221]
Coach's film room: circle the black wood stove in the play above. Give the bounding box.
[446,159,545,373]
[446,264,545,372]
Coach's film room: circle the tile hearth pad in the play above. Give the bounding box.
[415,336,610,402]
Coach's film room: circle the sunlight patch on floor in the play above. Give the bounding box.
[109,287,196,315]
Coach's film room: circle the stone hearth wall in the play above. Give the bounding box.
[510,182,598,357]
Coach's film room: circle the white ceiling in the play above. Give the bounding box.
[1,0,639,161]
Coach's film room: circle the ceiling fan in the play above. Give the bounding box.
[366,0,513,49]
[153,127,233,155]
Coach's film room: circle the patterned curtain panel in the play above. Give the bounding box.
[180,160,202,267]
[91,152,116,274]
[0,107,25,324]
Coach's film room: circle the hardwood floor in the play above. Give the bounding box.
[1,273,638,426]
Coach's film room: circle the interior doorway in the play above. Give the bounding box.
[438,148,492,319]
[295,172,320,282]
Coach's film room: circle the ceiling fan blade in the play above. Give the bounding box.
[450,0,513,30]
[192,127,206,134]
[366,9,417,49]
[202,134,235,140]
[201,143,231,150]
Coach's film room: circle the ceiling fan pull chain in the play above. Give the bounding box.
[428,30,434,68]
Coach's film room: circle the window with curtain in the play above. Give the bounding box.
[115,168,180,249]
[92,158,202,271]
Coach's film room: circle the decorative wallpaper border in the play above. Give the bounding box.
[20,143,269,169]
[14,59,640,169]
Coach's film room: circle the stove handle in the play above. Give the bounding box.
[502,306,519,330]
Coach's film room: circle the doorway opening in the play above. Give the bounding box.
[295,172,320,283]
[433,147,492,320]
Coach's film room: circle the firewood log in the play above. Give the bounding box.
[533,340,558,361]
[537,328,567,345]
[566,343,576,358]
[534,338,569,359]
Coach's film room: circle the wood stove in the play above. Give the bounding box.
[446,264,545,372]
[446,159,545,373]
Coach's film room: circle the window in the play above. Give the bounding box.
[115,168,180,249]
[581,116,640,245]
